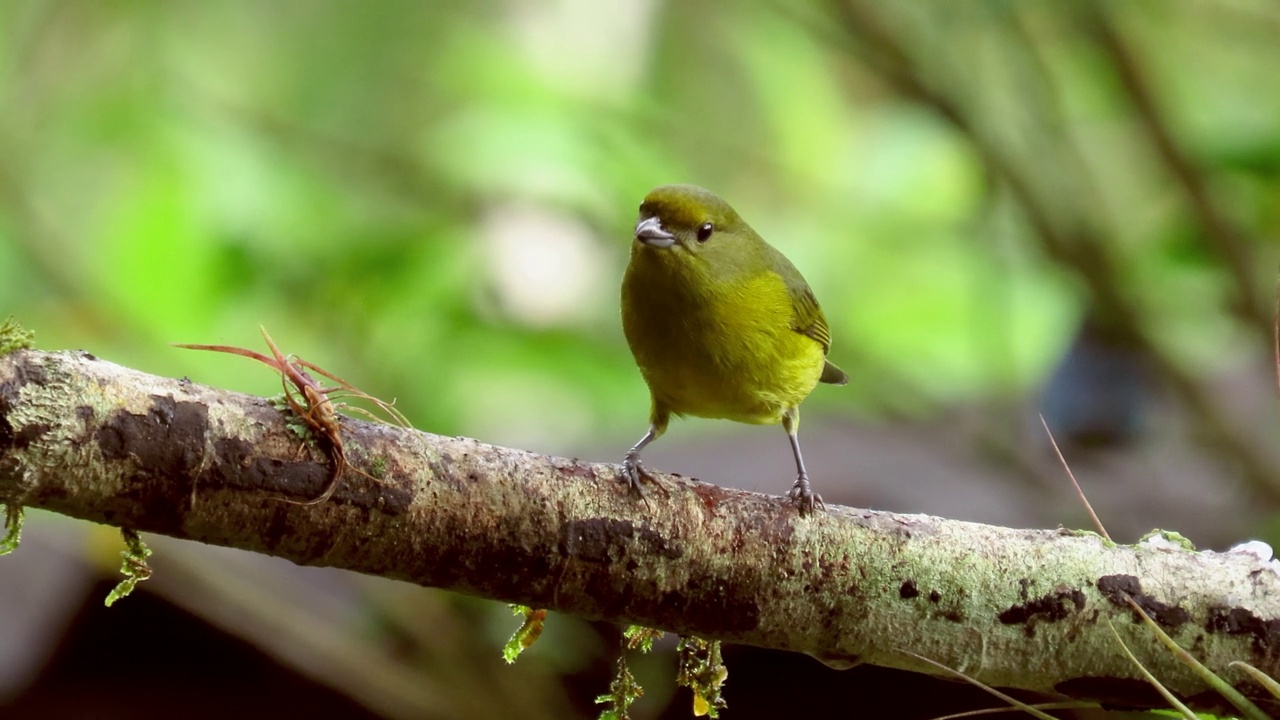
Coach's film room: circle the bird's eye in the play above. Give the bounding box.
[696,222,713,242]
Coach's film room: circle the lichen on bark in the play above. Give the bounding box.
[1,348,1279,714]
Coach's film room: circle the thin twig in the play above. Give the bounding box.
[1039,414,1110,541]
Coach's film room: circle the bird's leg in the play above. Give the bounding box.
[783,408,824,514]
[622,423,667,500]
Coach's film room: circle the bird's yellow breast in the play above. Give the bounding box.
[621,248,825,424]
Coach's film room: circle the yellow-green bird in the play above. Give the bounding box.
[620,184,847,513]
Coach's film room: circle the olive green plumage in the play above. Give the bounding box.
[620,184,846,513]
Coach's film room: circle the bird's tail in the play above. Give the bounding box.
[820,360,848,386]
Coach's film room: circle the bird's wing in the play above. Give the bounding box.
[759,239,833,353]
[787,280,832,354]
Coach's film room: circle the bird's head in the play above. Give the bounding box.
[633,184,751,257]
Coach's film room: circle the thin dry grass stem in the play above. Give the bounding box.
[292,356,411,428]
[1038,414,1110,542]
[1105,619,1198,720]
[172,343,277,366]
[174,335,410,430]
[1230,661,1280,701]
[1121,596,1269,720]
[328,402,395,425]
[899,650,1062,720]
[931,701,1092,720]
[175,326,408,505]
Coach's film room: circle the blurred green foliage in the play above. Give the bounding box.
[1,0,1277,456]
[5,3,1280,718]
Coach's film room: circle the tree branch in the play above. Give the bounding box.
[2,348,1278,713]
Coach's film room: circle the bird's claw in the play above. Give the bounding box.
[787,475,825,515]
[621,452,667,504]
[621,452,649,495]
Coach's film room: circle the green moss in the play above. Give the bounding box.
[1058,527,1118,548]
[0,317,35,355]
[1138,529,1196,551]
[595,652,643,720]
[676,636,727,718]
[4,365,111,488]
[104,529,153,606]
[0,504,24,555]
[591,627,667,719]
[623,625,664,653]
[502,604,547,664]
[270,394,314,441]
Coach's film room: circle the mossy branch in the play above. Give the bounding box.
[1,348,1278,714]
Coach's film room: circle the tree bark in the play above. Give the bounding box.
[1,348,1277,714]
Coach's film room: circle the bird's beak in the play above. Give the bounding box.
[634,216,676,248]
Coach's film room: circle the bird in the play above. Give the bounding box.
[619,184,847,513]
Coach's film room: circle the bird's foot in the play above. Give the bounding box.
[621,451,667,504]
[787,475,825,515]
